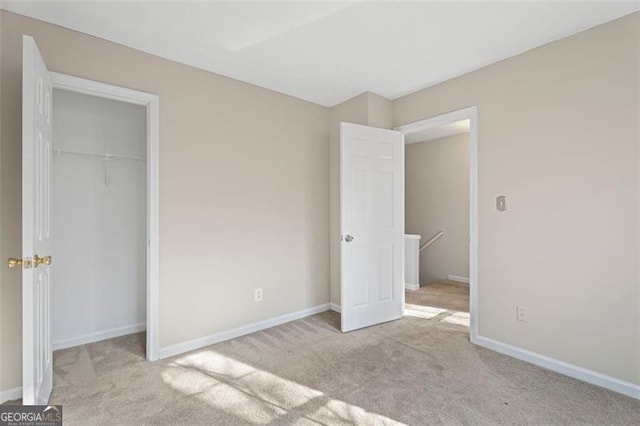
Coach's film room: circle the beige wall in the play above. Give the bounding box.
[367,92,393,130]
[328,92,392,305]
[395,13,640,384]
[406,133,470,284]
[0,11,330,393]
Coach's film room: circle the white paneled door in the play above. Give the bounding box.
[22,36,53,405]
[340,122,404,332]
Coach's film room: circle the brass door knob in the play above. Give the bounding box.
[7,258,22,268]
[34,255,52,267]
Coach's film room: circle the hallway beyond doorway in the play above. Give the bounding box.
[406,280,469,313]
[405,280,470,328]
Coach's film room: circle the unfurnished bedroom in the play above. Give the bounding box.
[0,1,638,425]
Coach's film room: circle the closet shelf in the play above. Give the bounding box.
[53,149,146,163]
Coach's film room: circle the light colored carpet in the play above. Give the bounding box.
[43,311,640,425]
[406,280,470,313]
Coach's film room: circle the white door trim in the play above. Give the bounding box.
[394,106,478,343]
[50,72,160,361]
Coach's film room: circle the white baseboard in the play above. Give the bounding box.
[0,386,22,404]
[330,303,341,313]
[447,275,470,284]
[159,303,331,359]
[474,335,640,400]
[53,322,146,351]
[405,283,420,291]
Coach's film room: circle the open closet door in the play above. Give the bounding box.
[340,122,404,332]
[22,35,54,405]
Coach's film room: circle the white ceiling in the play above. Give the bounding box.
[3,1,638,107]
[406,119,470,144]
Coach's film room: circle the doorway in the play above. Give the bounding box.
[19,43,158,405]
[51,89,146,353]
[395,107,478,341]
[49,72,160,361]
[338,108,477,337]
[19,36,159,405]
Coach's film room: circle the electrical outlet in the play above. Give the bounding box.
[497,195,508,211]
[254,288,263,302]
[516,305,529,322]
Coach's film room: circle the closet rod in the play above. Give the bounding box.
[53,149,146,163]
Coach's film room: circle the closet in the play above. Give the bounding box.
[51,88,147,349]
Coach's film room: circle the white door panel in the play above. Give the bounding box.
[340,122,404,332]
[22,35,53,405]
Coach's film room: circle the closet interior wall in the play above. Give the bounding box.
[51,89,147,348]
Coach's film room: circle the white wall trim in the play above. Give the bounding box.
[158,304,332,359]
[330,303,342,313]
[51,71,160,361]
[395,106,479,343]
[475,335,640,400]
[50,72,157,105]
[447,274,470,284]
[52,323,146,351]
[395,107,477,135]
[0,386,23,404]
[405,283,420,291]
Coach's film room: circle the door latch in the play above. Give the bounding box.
[7,258,22,268]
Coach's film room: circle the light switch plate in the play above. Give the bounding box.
[516,305,529,322]
[497,195,507,211]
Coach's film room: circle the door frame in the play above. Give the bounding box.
[394,106,479,343]
[50,72,160,361]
